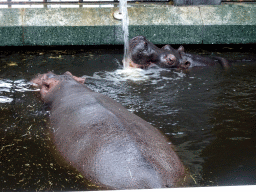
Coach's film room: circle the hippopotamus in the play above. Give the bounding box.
[31,71,185,190]
[162,44,231,69]
[128,36,178,69]
[128,36,230,70]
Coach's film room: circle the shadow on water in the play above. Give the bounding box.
[0,45,256,190]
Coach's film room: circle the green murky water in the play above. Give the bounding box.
[0,45,256,190]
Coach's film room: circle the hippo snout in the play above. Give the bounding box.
[31,71,85,102]
[31,74,44,87]
[167,54,177,66]
[159,54,177,68]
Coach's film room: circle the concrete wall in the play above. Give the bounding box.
[0,3,255,46]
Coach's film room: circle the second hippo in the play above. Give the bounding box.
[128,36,231,70]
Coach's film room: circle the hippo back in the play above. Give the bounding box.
[35,72,185,189]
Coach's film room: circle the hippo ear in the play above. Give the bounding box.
[64,71,73,76]
[64,71,85,84]
[73,76,86,84]
[178,46,185,52]
[162,45,172,51]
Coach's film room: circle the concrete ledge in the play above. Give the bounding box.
[98,185,256,192]
[0,4,255,46]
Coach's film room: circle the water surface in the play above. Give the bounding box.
[0,45,256,190]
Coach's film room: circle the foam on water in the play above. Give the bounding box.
[0,79,37,92]
[83,68,149,84]
[0,96,13,103]
[82,65,185,85]
[0,79,38,104]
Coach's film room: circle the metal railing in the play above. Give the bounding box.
[0,0,171,4]
[0,0,168,9]
[0,0,254,9]
[0,0,170,3]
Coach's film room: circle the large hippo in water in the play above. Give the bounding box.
[128,36,230,70]
[31,71,185,190]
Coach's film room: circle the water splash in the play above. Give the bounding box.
[82,65,184,85]
[0,79,38,103]
[83,68,149,83]
[119,0,129,68]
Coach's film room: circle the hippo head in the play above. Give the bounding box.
[128,36,178,69]
[161,45,191,69]
[31,71,85,102]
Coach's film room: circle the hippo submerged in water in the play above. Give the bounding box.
[128,36,230,70]
[31,71,185,190]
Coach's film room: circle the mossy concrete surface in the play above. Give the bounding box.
[0,4,255,46]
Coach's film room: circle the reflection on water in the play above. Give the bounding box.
[0,46,256,190]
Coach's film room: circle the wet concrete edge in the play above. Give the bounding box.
[0,4,255,45]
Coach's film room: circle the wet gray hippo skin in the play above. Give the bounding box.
[128,36,178,68]
[31,71,185,190]
[128,36,231,70]
[162,44,231,70]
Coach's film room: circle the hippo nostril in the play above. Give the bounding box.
[42,82,50,90]
[167,55,176,65]
[185,61,190,66]
[180,61,191,69]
